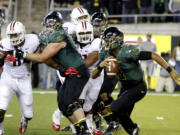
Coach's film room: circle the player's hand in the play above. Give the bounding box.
[0,57,4,67]
[13,48,27,59]
[99,58,109,68]
[170,69,180,85]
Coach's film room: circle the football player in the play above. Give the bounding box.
[52,7,91,131]
[0,21,39,134]
[91,12,121,132]
[13,11,91,135]
[76,21,104,135]
[92,27,180,135]
[63,7,90,38]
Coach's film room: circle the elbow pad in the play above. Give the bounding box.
[139,51,152,60]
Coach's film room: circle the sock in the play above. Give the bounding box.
[86,114,93,128]
[70,124,77,134]
[103,112,113,125]
[93,113,103,129]
[52,108,61,124]
[73,118,89,134]
[0,122,4,132]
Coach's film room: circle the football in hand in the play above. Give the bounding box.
[105,57,119,78]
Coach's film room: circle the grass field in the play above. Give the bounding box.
[3,90,180,135]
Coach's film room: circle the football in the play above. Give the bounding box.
[105,57,119,78]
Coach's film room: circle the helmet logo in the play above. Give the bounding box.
[77,8,84,14]
[10,21,16,31]
[82,21,87,30]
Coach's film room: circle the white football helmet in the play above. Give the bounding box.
[70,8,90,24]
[6,21,26,46]
[76,21,94,44]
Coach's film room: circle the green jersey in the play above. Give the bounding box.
[116,45,143,81]
[99,45,143,81]
[39,29,84,68]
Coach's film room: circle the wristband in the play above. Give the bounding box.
[166,66,172,73]
[97,65,103,71]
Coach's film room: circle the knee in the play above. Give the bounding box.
[111,101,123,112]
[100,93,113,106]
[0,109,6,122]
[100,93,108,101]
[63,101,82,117]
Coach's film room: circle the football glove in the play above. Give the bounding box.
[0,56,5,67]
[13,48,27,59]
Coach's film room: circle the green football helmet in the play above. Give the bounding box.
[103,27,124,52]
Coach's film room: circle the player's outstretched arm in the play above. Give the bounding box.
[14,42,66,62]
[152,52,180,84]
[26,42,66,62]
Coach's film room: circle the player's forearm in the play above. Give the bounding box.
[45,59,58,69]
[92,66,103,79]
[152,52,169,69]
[84,51,98,67]
[26,53,48,62]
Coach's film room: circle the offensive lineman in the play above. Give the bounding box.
[13,11,91,135]
[52,7,91,131]
[0,21,39,134]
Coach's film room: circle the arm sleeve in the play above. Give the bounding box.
[138,51,152,60]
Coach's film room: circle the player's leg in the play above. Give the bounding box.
[82,76,104,134]
[52,75,63,131]
[52,108,62,131]
[58,65,91,135]
[98,74,119,130]
[17,77,33,134]
[111,81,147,135]
[0,74,15,135]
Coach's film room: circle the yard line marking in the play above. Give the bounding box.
[5,114,13,118]
[156,116,164,120]
[33,91,180,96]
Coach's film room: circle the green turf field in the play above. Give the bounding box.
[3,90,180,135]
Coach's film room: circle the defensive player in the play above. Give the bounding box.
[0,21,39,134]
[13,11,91,135]
[63,7,90,38]
[75,21,104,135]
[92,27,180,135]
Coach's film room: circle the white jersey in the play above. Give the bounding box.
[77,38,104,112]
[77,38,101,74]
[0,34,39,78]
[63,22,76,35]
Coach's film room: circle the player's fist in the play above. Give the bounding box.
[13,48,26,59]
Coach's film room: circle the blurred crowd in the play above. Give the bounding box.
[51,0,180,23]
